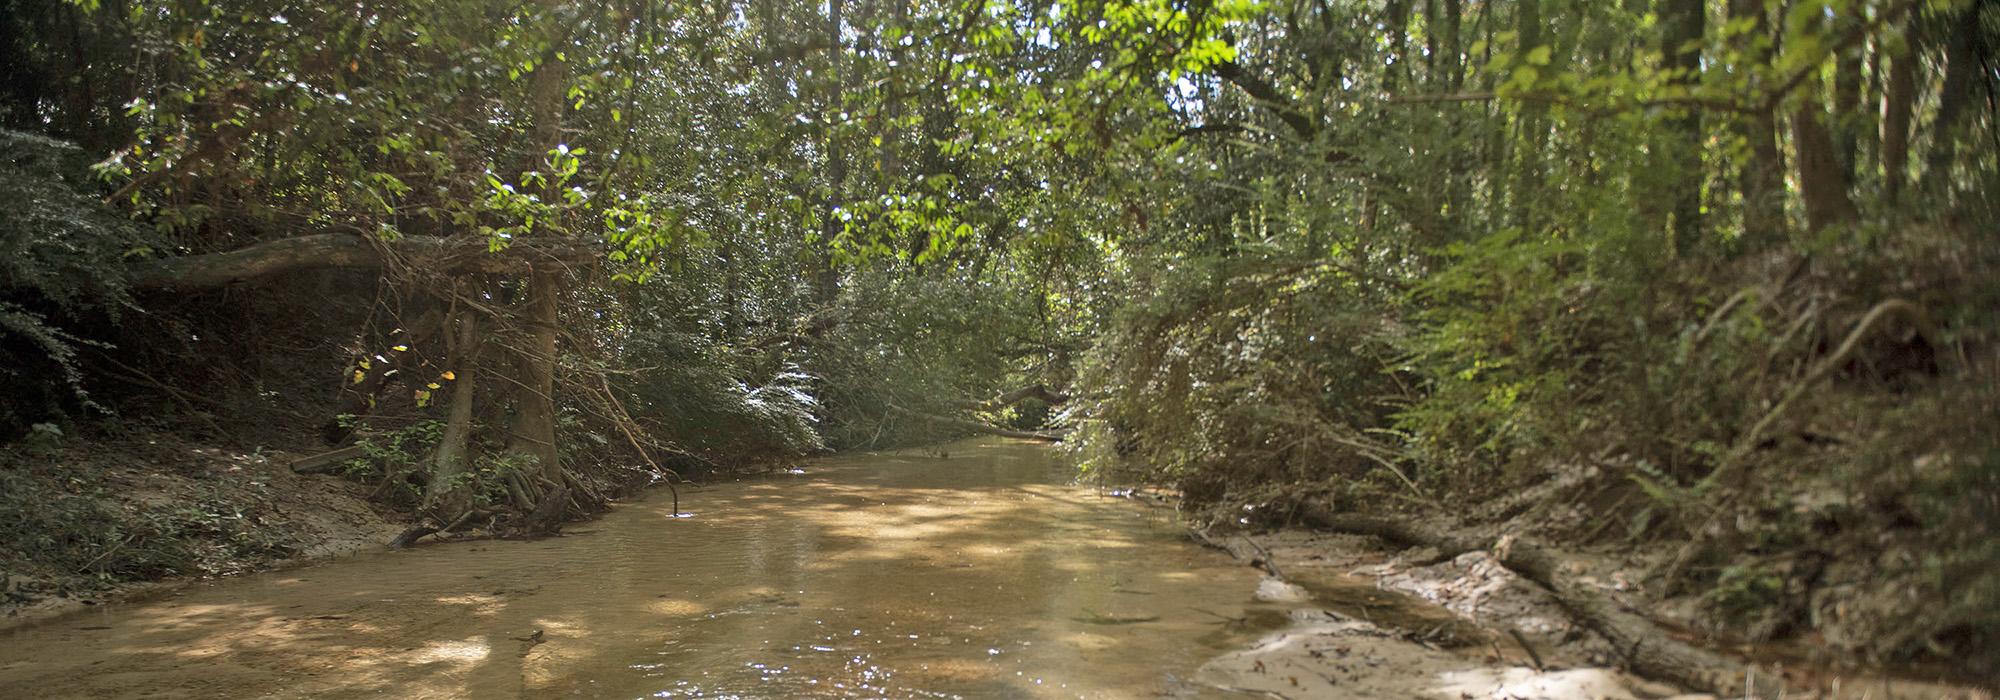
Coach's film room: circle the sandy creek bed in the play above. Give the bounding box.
[2,438,1703,699]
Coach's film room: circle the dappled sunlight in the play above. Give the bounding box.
[646,598,707,616]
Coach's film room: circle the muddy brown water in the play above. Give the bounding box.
[0,438,1296,699]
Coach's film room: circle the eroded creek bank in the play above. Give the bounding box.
[0,438,1973,698]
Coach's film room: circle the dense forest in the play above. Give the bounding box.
[1,0,1995,692]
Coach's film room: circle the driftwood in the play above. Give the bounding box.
[386,524,440,549]
[1191,527,1284,578]
[128,233,596,289]
[289,445,369,474]
[1292,505,1790,698]
[885,404,1064,442]
[386,507,487,549]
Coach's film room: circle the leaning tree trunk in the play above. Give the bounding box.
[424,309,481,519]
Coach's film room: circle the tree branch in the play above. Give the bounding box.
[1209,61,1320,140]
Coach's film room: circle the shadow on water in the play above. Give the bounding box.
[0,438,1287,699]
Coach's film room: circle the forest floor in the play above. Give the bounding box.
[1193,524,1991,699]
[0,431,408,630]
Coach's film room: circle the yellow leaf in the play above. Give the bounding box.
[392,345,409,352]
[441,370,457,381]
[426,382,441,390]
[351,370,366,384]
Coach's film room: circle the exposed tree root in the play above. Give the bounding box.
[517,486,572,538]
[1705,298,1931,488]
[1657,299,1935,592]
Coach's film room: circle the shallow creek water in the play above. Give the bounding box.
[0,438,1296,699]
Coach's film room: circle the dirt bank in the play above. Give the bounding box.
[1196,525,1993,699]
[0,431,407,629]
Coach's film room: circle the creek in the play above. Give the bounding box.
[0,438,1294,698]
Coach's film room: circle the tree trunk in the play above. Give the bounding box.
[1658,0,1706,255]
[526,1,569,163]
[1879,15,1917,206]
[1385,0,1411,90]
[1448,0,1464,90]
[1793,103,1860,233]
[1511,0,1545,233]
[508,269,563,485]
[507,0,570,491]
[1832,43,1865,180]
[1730,0,1785,243]
[1423,0,1438,77]
[815,0,847,304]
[424,310,481,518]
[1924,5,1979,190]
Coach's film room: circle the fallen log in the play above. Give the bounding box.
[1294,505,1789,698]
[129,232,596,290]
[289,445,369,474]
[386,507,490,549]
[386,524,440,549]
[886,404,1064,442]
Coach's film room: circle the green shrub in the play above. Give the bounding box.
[0,130,156,431]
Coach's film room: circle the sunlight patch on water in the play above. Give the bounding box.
[645,598,706,616]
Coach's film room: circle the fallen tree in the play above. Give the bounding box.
[1286,504,1791,698]
[128,232,597,290]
